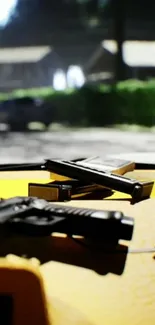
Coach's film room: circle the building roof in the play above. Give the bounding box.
[0,46,51,63]
[102,40,155,67]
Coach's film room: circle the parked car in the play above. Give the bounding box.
[0,96,53,131]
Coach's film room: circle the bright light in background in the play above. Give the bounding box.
[0,0,17,27]
[67,65,85,88]
[53,70,67,91]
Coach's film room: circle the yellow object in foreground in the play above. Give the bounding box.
[0,170,155,325]
[0,255,90,325]
[0,255,50,325]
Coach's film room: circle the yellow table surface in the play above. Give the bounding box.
[0,169,155,325]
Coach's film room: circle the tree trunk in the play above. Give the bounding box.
[113,0,126,82]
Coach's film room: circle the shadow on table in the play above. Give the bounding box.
[0,234,128,276]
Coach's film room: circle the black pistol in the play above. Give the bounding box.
[0,196,134,241]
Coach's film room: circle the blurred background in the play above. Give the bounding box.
[0,0,155,163]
